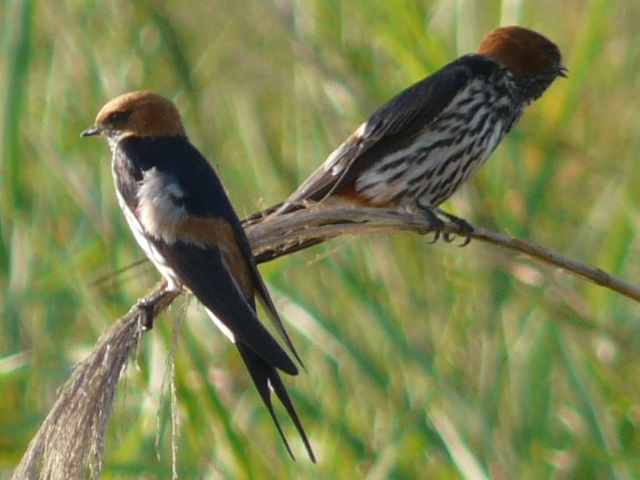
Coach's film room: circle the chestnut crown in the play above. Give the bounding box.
[81,91,186,140]
[475,26,567,81]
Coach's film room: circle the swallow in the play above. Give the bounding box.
[250,27,566,247]
[81,91,315,461]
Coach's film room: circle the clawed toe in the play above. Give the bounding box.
[135,287,172,330]
[436,210,474,247]
[458,230,473,247]
[425,229,441,244]
[418,208,445,244]
[135,298,155,330]
[417,207,474,246]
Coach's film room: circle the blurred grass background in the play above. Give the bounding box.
[2,0,640,478]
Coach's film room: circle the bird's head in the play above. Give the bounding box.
[475,26,567,102]
[81,91,186,142]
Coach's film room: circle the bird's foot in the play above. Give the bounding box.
[135,288,172,330]
[435,209,474,246]
[415,207,446,244]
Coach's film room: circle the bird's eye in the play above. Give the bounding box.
[107,111,129,124]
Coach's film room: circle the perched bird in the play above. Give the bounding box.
[255,26,567,243]
[81,91,315,461]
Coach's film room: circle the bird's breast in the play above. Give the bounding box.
[114,185,183,291]
[136,167,186,244]
[353,76,520,208]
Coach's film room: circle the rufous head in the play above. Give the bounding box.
[81,91,186,141]
[476,26,567,81]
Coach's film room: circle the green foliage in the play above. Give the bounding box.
[2,0,640,478]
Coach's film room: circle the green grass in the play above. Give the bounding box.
[2,0,640,478]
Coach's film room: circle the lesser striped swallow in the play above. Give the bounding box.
[251,27,565,246]
[81,91,315,461]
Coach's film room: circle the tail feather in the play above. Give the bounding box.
[236,342,316,462]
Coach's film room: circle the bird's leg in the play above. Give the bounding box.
[411,206,446,244]
[135,287,173,330]
[435,209,474,247]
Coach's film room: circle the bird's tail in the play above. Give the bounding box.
[236,342,316,462]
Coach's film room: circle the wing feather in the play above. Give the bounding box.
[276,63,474,213]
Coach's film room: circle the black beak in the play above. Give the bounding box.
[558,65,569,78]
[80,125,100,137]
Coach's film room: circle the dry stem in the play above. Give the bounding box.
[12,205,640,479]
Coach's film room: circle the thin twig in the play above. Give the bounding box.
[12,204,640,479]
[245,206,640,302]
